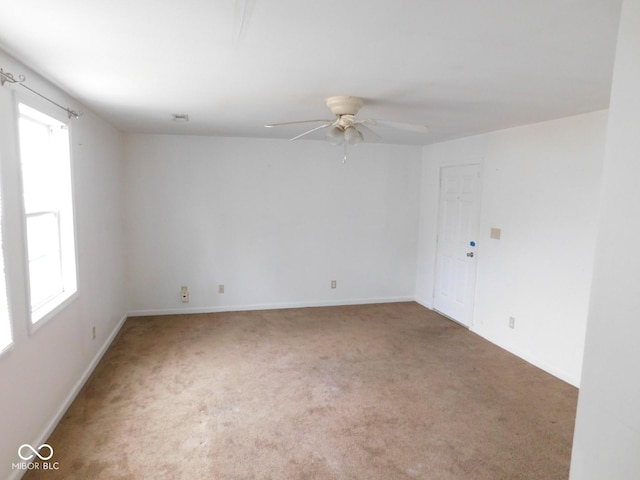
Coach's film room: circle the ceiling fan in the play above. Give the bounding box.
[265,96,428,159]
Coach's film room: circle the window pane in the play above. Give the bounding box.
[26,213,63,309]
[19,118,61,214]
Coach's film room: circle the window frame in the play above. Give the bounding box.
[0,147,13,354]
[15,95,79,332]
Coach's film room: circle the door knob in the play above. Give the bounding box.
[466,252,474,258]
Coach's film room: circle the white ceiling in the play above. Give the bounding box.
[0,0,622,145]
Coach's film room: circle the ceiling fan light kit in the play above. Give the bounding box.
[326,125,344,145]
[343,126,364,145]
[265,95,428,162]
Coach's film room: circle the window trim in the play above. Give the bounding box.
[0,144,14,355]
[15,94,79,333]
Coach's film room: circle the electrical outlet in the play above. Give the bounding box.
[92,325,96,340]
[509,316,515,329]
[331,280,337,289]
[181,286,189,303]
[218,284,225,294]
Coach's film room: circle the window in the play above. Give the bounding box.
[18,103,77,325]
[0,173,11,351]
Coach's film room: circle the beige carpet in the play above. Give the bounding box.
[25,302,577,479]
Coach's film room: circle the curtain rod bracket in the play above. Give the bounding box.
[0,68,26,86]
[1,67,81,119]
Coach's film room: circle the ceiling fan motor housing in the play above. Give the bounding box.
[326,96,364,116]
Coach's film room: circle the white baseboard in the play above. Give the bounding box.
[127,300,580,386]
[469,325,580,387]
[127,296,415,317]
[412,303,579,388]
[10,295,412,480]
[7,298,577,480]
[8,312,129,480]
[413,297,434,310]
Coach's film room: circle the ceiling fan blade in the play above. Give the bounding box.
[289,122,332,141]
[368,119,429,134]
[354,123,381,140]
[265,119,333,128]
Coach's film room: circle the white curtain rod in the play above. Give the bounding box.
[0,67,80,119]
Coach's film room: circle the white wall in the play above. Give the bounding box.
[571,0,640,477]
[124,134,422,314]
[416,110,608,385]
[0,51,127,479]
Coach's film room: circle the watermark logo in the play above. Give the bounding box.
[12,444,59,471]
[18,444,54,461]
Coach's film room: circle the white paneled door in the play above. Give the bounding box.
[434,164,481,327]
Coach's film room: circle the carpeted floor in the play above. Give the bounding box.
[25,302,577,479]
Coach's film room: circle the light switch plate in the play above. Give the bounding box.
[490,227,501,240]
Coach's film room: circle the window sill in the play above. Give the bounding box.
[0,340,15,359]
[29,289,79,334]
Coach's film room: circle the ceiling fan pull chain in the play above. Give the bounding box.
[343,142,348,163]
